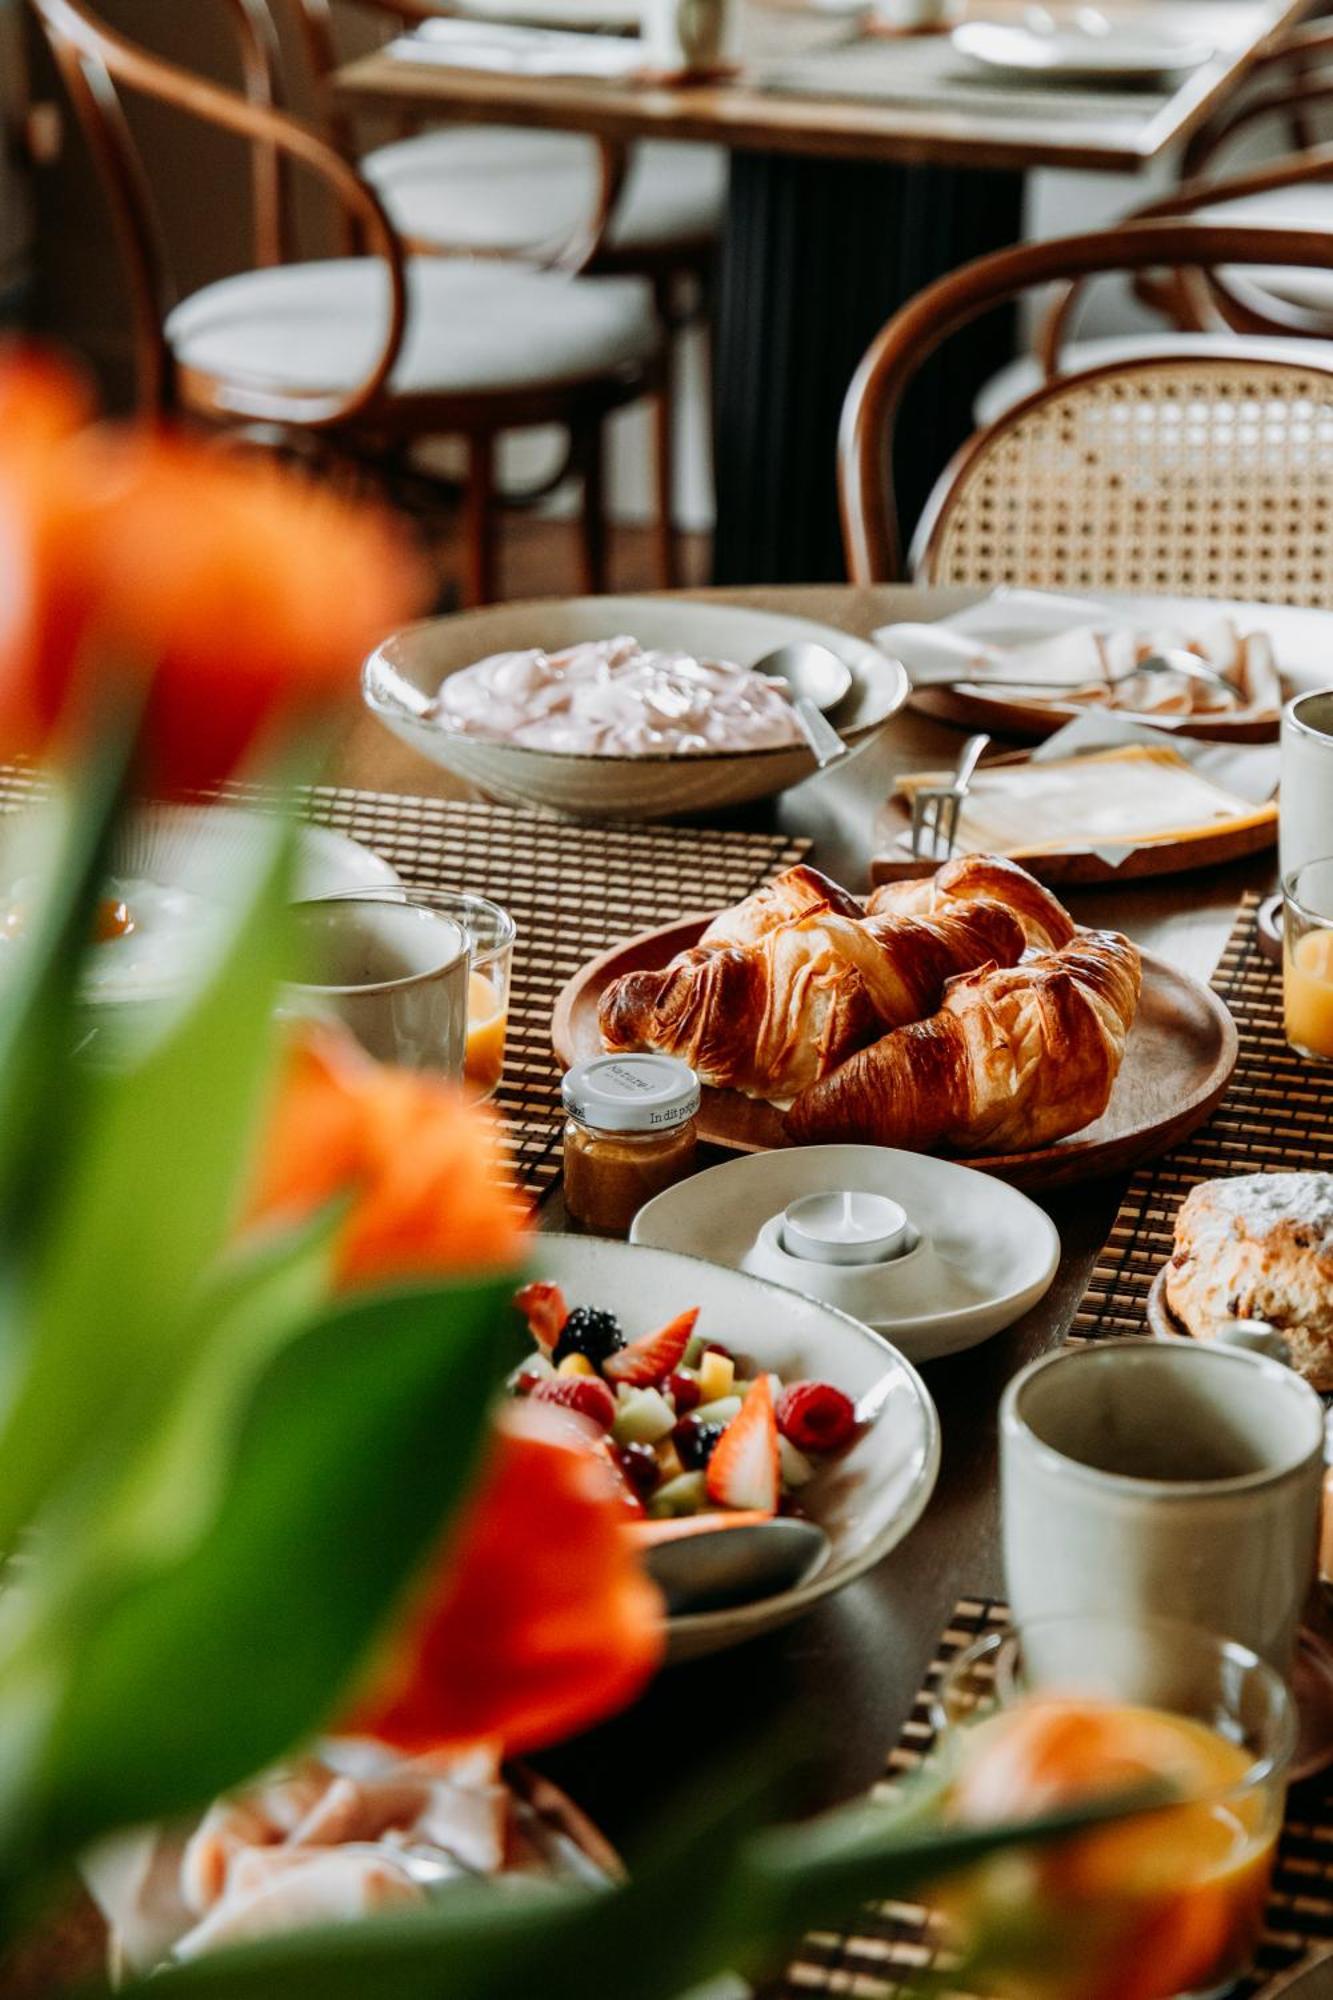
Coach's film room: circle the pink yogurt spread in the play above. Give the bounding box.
[431,635,804,755]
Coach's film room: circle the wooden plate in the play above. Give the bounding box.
[909,680,1281,746]
[869,749,1277,888]
[551,916,1239,1192]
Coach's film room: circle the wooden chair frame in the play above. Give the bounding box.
[839,219,1333,584]
[30,0,662,602]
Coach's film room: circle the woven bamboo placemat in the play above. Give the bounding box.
[778,1595,1333,1999]
[0,771,808,1206]
[1076,891,1333,1343]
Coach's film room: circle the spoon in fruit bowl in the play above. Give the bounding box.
[641,1517,830,1617]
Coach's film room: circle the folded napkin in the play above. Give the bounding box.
[388,17,647,75]
[878,590,1283,722]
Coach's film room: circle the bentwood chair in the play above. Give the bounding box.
[30,0,663,606]
[288,0,725,584]
[839,220,1333,600]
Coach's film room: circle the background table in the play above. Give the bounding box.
[337,582,1273,1849]
[337,0,1309,585]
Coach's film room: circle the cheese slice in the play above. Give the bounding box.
[897,745,1276,857]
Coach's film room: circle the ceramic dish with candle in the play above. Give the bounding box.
[881,589,1305,743]
[516,1236,939,1660]
[363,597,907,820]
[632,1146,1059,1363]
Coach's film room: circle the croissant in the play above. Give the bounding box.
[599,899,1026,1104]
[700,864,863,950]
[785,929,1142,1153]
[866,854,1076,953]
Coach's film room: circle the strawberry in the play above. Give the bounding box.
[603,1307,699,1388]
[531,1373,617,1432]
[776,1380,857,1455]
[513,1281,568,1351]
[706,1372,779,1514]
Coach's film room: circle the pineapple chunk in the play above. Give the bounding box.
[557,1353,596,1378]
[655,1437,685,1484]
[696,1350,735,1403]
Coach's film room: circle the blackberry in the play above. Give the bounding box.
[674,1417,726,1471]
[552,1305,625,1368]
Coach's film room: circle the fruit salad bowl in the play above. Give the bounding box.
[520,1238,940,1662]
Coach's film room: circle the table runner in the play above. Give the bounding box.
[0,771,808,1206]
[778,1596,1333,1997]
[1077,892,1333,1345]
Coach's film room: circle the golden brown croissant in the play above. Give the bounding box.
[785,929,1142,1152]
[700,864,863,950]
[599,899,1026,1104]
[866,854,1076,952]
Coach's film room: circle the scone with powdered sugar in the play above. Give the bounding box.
[1164,1171,1333,1388]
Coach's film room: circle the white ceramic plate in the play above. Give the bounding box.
[631,1146,1059,1363]
[112,805,401,905]
[363,597,908,821]
[951,19,1213,79]
[450,0,640,27]
[534,1235,940,1660]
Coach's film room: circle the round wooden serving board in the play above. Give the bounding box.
[908,680,1281,746]
[552,915,1239,1193]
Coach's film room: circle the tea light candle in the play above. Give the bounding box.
[1286,928,1333,1060]
[781,1190,910,1266]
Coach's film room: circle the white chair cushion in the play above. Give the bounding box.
[973,330,1333,428]
[363,130,726,257]
[166,256,658,399]
[1197,187,1333,315]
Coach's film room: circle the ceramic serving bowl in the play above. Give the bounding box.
[363,596,908,821]
[631,1146,1060,1365]
[534,1236,940,1660]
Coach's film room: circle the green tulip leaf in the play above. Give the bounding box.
[20,1272,512,1873]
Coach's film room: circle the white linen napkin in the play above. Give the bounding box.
[388,18,647,75]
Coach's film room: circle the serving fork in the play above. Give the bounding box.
[910,732,990,861]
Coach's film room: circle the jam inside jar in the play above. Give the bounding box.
[561,1054,700,1237]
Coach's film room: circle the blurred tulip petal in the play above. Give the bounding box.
[248,1023,529,1288]
[348,1404,664,1757]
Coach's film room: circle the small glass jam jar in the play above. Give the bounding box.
[561,1054,700,1236]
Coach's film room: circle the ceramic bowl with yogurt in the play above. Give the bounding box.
[363,596,909,820]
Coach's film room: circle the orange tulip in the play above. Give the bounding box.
[247,1022,529,1288]
[0,347,426,790]
[0,349,97,756]
[347,1402,664,1756]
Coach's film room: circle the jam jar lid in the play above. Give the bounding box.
[561,1054,700,1134]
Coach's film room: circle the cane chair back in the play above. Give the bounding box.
[840,220,1333,594]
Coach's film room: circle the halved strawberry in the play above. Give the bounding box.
[531,1374,617,1432]
[705,1372,779,1514]
[513,1281,568,1351]
[775,1381,857,1455]
[603,1307,699,1388]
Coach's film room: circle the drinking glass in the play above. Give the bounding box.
[928,1614,1295,2000]
[317,888,516,1098]
[286,896,470,1076]
[1284,857,1333,1063]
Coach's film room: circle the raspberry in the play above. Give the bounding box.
[775,1381,857,1455]
[531,1374,617,1432]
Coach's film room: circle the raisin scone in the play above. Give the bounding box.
[1164,1172,1333,1388]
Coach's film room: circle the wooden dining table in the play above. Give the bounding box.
[336,581,1278,1859]
[335,0,1312,587]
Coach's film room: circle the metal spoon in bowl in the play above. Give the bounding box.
[643,1517,830,1617]
[753,642,853,770]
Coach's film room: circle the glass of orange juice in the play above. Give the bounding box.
[316,888,516,1098]
[926,1615,1294,2000]
[1285,859,1333,1063]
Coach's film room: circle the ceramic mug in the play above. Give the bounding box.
[284,897,470,1075]
[1280,689,1333,884]
[1001,1337,1324,1673]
